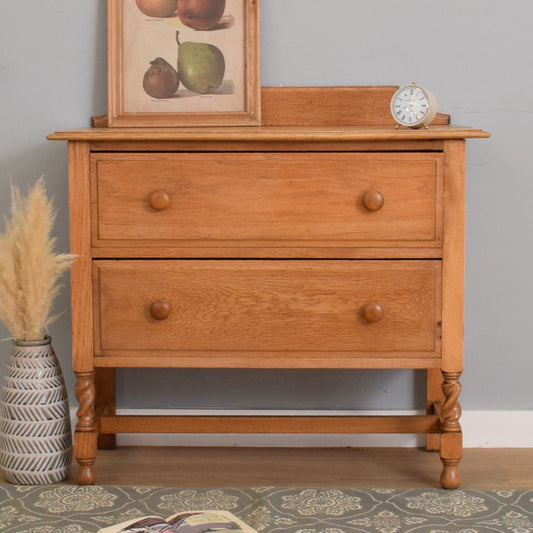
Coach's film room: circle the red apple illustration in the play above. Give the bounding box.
[177,0,225,30]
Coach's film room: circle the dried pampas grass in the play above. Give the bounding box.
[0,178,73,341]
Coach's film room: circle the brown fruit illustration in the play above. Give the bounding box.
[177,0,225,30]
[135,0,177,18]
[143,58,180,99]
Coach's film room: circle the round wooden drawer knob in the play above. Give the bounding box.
[362,190,384,211]
[148,190,171,211]
[150,301,171,321]
[362,303,384,323]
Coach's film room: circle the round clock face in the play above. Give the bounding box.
[391,84,436,127]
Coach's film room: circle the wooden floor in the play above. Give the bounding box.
[38,447,533,488]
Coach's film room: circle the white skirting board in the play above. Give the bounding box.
[69,409,533,448]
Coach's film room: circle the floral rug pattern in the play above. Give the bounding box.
[0,485,532,533]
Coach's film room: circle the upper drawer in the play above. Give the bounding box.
[91,152,443,249]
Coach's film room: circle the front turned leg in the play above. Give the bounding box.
[440,371,462,489]
[74,372,97,485]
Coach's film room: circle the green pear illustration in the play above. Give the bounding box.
[176,31,225,94]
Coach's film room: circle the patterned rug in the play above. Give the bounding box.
[0,485,532,533]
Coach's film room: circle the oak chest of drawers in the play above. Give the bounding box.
[49,86,489,487]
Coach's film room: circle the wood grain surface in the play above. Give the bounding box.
[3,447,530,489]
[92,152,443,248]
[93,260,441,358]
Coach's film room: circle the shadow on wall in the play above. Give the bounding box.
[116,368,428,411]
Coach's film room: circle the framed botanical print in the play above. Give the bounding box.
[107,0,261,127]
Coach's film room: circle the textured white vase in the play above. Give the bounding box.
[0,336,72,484]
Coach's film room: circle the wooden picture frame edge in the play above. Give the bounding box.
[107,0,122,126]
[107,0,261,128]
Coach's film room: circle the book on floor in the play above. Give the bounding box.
[97,509,258,533]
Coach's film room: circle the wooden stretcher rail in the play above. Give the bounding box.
[99,414,441,435]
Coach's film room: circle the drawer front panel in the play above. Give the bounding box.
[94,260,441,358]
[91,153,442,247]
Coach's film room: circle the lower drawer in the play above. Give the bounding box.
[93,260,441,359]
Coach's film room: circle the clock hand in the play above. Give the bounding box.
[406,105,421,120]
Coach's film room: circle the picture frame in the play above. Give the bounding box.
[107,0,261,127]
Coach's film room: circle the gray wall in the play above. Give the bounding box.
[0,1,531,412]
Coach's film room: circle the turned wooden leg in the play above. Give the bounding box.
[440,371,462,489]
[426,368,444,451]
[95,368,117,450]
[75,371,97,485]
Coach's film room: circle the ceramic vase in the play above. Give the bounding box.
[0,336,72,484]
